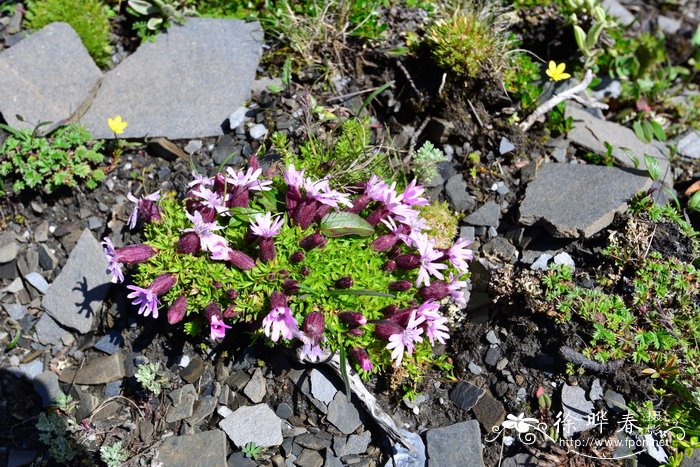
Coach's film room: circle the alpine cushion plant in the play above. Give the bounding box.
[104,160,473,384]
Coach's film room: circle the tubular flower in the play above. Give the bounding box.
[411,233,448,287]
[339,311,367,327]
[400,180,429,207]
[416,301,450,345]
[262,304,299,342]
[445,237,473,272]
[102,238,157,283]
[299,233,327,251]
[149,273,177,295]
[334,276,354,289]
[191,186,227,214]
[210,245,256,270]
[350,347,374,372]
[167,295,188,324]
[250,212,285,238]
[284,164,305,214]
[385,310,425,365]
[388,280,413,292]
[210,315,232,340]
[225,167,272,208]
[184,210,227,253]
[177,231,201,255]
[126,285,160,318]
[126,191,161,229]
[187,171,214,189]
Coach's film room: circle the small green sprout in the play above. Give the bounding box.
[242,442,263,460]
[100,441,129,467]
[134,362,165,395]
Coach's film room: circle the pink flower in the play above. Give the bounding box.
[447,273,468,306]
[102,238,157,283]
[366,175,390,201]
[210,315,232,340]
[416,302,450,346]
[446,237,473,272]
[126,285,160,318]
[225,167,273,192]
[184,210,228,253]
[400,180,429,206]
[126,191,161,229]
[191,186,227,214]
[262,305,299,342]
[250,212,284,238]
[284,164,306,190]
[188,171,214,188]
[385,310,425,365]
[303,177,353,208]
[411,233,447,287]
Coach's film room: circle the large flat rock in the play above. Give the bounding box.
[80,18,263,139]
[155,429,227,467]
[0,23,101,130]
[219,403,283,448]
[565,105,671,184]
[42,229,112,333]
[519,163,652,238]
[426,420,484,467]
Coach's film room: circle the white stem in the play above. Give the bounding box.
[519,70,606,132]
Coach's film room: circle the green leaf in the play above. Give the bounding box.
[319,212,374,237]
[326,289,394,298]
[688,191,700,212]
[586,22,605,49]
[573,25,587,53]
[649,120,666,142]
[643,154,661,181]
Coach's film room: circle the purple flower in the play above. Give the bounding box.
[335,276,354,289]
[191,186,227,214]
[210,245,256,270]
[284,165,305,214]
[303,177,353,208]
[262,295,299,342]
[388,280,412,292]
[226,167,273,192]
[126,285,160,318]
[339,311,367,327]
[411,233,447,287]
[299,233,326,251]
[350,348,374,372]
[400,180,429,207]
[184,210,227,253]
[210,315,232,340]
[102,238,157,283]
[447,273,468,307]
[385,310,425,365]
[446,238,474,272]
[126,191,161,229]
[188,171,214,188]
[289,251,305,263]
[250,212,285,238]
[415,302,450,345]
[167,295,188,324]
[150,273,177,295]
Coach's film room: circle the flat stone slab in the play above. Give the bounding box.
[565,106,671,184]
[42,229,112,333]
[80,18,263,139]
[219,403,283,448]
[426,420,484,467]
[327,391,362,435]
[155,429,227,467]
[59,351,125,384]
[519,163,652,238]
[0,23,101,131]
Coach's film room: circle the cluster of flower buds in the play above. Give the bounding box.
[104,160,474,374]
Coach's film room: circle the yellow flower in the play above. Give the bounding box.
[545,61,571,82]
[107,115,128,135]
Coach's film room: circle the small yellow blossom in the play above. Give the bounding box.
[545,61,571,82]
[107,115,128,135]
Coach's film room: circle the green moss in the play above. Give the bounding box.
[25,0,112,67]
[419,201,461,249]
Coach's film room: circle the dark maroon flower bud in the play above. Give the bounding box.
[348,193,371,214]
[295,200,318,230]
[387,245,402,259]
[278,269,289,277]
[335,276,354,289]
[141,200,162,224]
[314,204,331,223]
[383,260,396,272]
[150,273,177,295]
[167,295,187,324]
[395,254,421,270]
[213,281,223,289]
[249,155,260,171]
[339,312,367,327]
[283,279,300,295]
[229,188,250,208]
[383,304,399,316]
[348,328,364,337]
[374,320,404,340]
[302,312,325,341]
[244,230,257,244]
[258,237,276,262]
[301,266,311,276]
[198,206,218,223]
[213,173,228,195]
[177,231,201,255]
[228,250,256,270]
[204,302,223,322]
[115,244,157,264]
[371,234,398,252]
[285,189,301,217]
[300,233,326,251]
[388,280,412,292]
[223,305,238,319]
[290,251,305,263]
[388,308,413,327]
[226,289,238,300]
[270,291,287,309]
[419,281,450,301]
[366,207,387,226]
[350,347,373,371]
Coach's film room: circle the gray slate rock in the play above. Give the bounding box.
[33,371,61,408]
[499,137,515,155]
[445,175,476,212]
[156,429,227,467]
[0,23,101,131]
[674,130,700,160]
[334,431,371,457]
[18,359,44,380]
[276,402,293,419]
[24,272,49,294]
[219,403,283,448]
[42,229,112,333]
[295,449,324,467]
[34,313,70,345]
[58,351,125,384]
[243,368,266,403]
[589,379,603,401]
[561,383,595,437]
[166,384,197,423]
[565,106,670,183]
[94,330,124,355]
[602,0,635,26]
[310,368,337,406]
[464,201,500,227]
[472,390,506,431]
[530,253,553,271]
[426,420,484,467]
[327,391,362,434]
[449,381,485,411]
[519,164,652,238]
[0,232,19,263]
[80,19,263,139]
[4,303,27,321]
[186,395,217,425]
